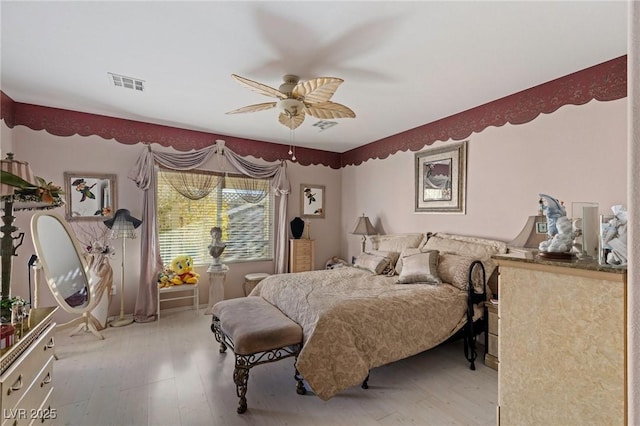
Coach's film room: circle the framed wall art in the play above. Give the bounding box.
[300,184,325,218]
[64,172,117,221]
[414,141,467,214]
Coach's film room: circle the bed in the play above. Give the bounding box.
[250,232,507,400]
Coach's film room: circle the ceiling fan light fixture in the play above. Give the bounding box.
[278,98,304,117]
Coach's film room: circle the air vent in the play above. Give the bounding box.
[108,72,145,92]
[312,120,338,131]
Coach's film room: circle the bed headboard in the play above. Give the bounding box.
[369,233,427,252]
[423,233,507,296]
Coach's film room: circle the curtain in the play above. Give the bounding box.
[127,144,289,322]
[225,174,270,203]
[161,169,221,200]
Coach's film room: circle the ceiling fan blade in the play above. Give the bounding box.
[278,111,305,130]
[305,102,356,119]
[231,74,287,99]
[293,77,344,103]
[226,102,277,114]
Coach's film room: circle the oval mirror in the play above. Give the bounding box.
[31,212,104,339]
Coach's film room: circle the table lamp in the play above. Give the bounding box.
[351,213,377,252]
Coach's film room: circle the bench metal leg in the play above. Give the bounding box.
[234,356,251,414]
[211,316,303,414]
[211,317,228,353]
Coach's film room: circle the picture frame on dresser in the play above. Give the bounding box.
[64,172,117,221]
[414,141,467,214]
[300,184,325,218]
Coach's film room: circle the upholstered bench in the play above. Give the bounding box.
[211,296,306,414]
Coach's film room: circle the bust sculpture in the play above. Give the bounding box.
[208,226,226,270]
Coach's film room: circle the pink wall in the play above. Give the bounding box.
[1,97,628,323]
[1,128,342,323]
[340,99,628,260]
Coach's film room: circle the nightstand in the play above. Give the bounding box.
[289,239,315,272]
[485,302,498,370]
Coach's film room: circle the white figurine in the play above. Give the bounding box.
[539,216,574,253]
[208,227,226,270]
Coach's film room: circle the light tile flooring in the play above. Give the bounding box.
[52,308,497,426]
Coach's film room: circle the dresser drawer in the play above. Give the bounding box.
[488,333,498,357]
[28,386,54,426]
[19,356,54,417]
[488,310,498,335]
[1,325,55,411]
[296,245,312,256]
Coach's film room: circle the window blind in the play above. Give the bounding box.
[157,169,273,266]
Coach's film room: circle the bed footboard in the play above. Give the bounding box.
[463,260,487,370]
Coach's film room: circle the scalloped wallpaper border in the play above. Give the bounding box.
[1,55,626,169]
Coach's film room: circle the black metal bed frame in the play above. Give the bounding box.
[359,260,488,389]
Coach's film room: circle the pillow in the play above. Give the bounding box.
[394,248,421,275]
[438,253,477,291]
[366,250,400,268]
[396,250,441,284]
[370,233,426,253]
[424,233,507,278]
[353,253,390,275]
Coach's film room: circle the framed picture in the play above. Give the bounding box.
[300,184,325,218]
[64,172,117,221]
[536,222,548,234]
[414,141,467,213]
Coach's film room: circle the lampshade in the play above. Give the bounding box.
[0,153,64,211]
[278,98,304,116]
[508,215,548,249]
[104,209,142,239]
[0,153,36,197]
[352,214,376,236]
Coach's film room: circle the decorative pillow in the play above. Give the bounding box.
[396,250,441,284]
[353,253,391,275]
[371,233,426,253]
[394,248,421,275]
[438,253,477,291]
[424,233,507,278]
[366,250,400,268]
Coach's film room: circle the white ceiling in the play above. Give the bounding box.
[1,1,628,153]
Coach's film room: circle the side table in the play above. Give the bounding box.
[204,264,229,315]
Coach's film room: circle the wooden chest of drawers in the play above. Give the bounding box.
[289,239,315,273]
[484,303,498,370]
[1,307,57,426]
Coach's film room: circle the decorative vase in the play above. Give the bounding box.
[290,217,304,239]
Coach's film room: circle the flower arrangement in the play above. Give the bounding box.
[71,222,115,257]
[0,296,27,324]
[0,170,65,208]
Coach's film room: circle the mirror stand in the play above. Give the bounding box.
[33,263,105,339]
[31,213,108,342]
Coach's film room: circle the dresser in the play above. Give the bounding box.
[494,256,626,425]
[289,239,315,273]
[484,303,498,370]
[1,307,57,426]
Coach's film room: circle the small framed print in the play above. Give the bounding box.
[300,184,325,218]
[64,172,116,221]
[536,222,548,234]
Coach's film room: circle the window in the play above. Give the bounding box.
[157,169,273,266]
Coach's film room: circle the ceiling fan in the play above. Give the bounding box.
[226,74,356,130]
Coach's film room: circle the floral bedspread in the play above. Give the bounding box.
[250,267,469,400]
